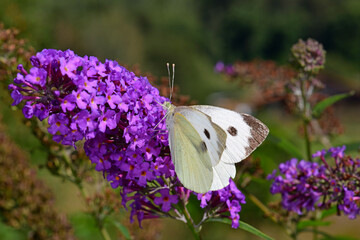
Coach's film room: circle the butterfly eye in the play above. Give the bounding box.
[204,129,210,139]
[227,126,238,136]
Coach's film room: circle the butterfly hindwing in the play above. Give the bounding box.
[191,105,269,164]
[210,161,236,191]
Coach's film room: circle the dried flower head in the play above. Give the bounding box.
[0,23,34,83]
[0,123,75,240]
[214,60,296,107]
[290,38,326,75]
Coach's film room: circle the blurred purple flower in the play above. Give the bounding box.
[214,61,225,73]
[269,146,360,219]
[329,145,346,159]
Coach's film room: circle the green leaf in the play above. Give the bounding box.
[267,133,304,159]
[312,92,354,118]
[207,218,274,240]
[247,175,269,185]
[320,235,358,240]
[111,221,132,240]
[302,229,358,240]
[297,219,331,231]
[319,206,337,220]
[0,221,26,240]
[70,213,103,240]
[342,142,360,152]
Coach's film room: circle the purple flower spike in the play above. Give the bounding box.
[9,49,247,228]
[269,146,360,219]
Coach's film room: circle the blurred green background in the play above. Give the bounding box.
[1,0,360,239]
[1,0,360,102]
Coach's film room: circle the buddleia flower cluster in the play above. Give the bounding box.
[9,49,245,227]
[268,146,360,219]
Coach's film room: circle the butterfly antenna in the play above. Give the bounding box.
[153,98,163,107]
[171,63,175,101]
[153,111,170,130]
[166,63,172,101]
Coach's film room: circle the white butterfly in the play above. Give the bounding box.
[161,64,269,193]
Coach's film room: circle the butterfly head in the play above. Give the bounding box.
[162,101,175,113]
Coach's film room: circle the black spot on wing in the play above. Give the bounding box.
[200,141,207,152]
[227,126,238,136]
[204,129,210,139]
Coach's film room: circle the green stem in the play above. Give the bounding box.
[312,211,319,240]
[299,75,317,240]
[299,77,312,161]
[247,193,279,223]
[166,177,200,240]
[61,150,111,239]
[303,119,312,161]
[100,226,112,240]
[62,149,83,184]
[289,215,300,240]
[181,202,201,240]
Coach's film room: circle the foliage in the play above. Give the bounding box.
[0,123,75,240]
[1,1,359,101]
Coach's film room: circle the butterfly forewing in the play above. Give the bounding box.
[191,105,269,164]
[167,109,215,193]
[174,106,227,167]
